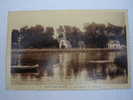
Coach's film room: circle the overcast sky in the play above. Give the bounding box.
[8,10,127,33]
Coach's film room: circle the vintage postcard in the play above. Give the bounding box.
[6,10,130,90]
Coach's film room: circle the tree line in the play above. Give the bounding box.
[11,22,127,49]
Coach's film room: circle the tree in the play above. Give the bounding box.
[11,29,20,48]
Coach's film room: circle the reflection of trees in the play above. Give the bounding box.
[65,53,81,78]
[114,54,128,76]
[12,51,127,80]
[37,53,59,77]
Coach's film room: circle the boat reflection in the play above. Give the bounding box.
[11,49,128,83]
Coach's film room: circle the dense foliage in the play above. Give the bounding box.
[11,23,126,49]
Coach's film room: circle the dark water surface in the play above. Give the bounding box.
[11,49,128,85]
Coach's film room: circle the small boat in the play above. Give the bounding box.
[11,64,39,73]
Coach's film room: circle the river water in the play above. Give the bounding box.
[11,50,128,88]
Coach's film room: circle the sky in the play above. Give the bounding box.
[8,10,127,33]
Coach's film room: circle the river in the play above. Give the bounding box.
[11,49,128,88]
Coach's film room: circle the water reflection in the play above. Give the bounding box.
[11,50,128,83]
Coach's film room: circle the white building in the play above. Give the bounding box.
[108,40,121,48]
[59,38,72,48]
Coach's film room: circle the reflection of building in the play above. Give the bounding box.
[108,40,121,48]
